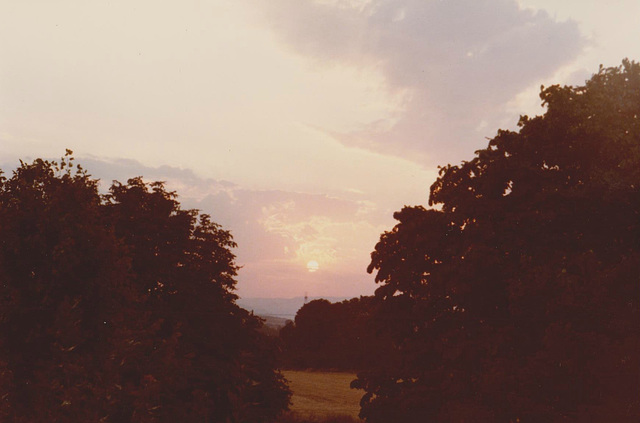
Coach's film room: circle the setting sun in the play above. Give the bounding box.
[306,260,320,273]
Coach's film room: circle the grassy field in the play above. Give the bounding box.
[281,370,363,422]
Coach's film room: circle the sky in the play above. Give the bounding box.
[1,0,638,299]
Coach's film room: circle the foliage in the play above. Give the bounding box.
[0,152,290,422]
[356,60,640,422]
[280,297,392,372]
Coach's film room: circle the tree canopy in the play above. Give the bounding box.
[0,152,290,422]
[279,297,393,371]
[356,60,640,422]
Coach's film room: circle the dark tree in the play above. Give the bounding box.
[104,177,290,422]
[0,153,130,421]
[279,297,393,372]
[0,153,290,422]
[355,61,640,422]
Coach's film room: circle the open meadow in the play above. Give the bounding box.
[280,370,363,423]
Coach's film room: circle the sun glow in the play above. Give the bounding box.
[306,260,320,273]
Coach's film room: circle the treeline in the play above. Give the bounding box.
[278,297,392,372]
[0,153,289,422]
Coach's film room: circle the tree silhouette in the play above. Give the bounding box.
[0,153,290,422]
[279,297,391,371]
[105,176,290,422]
[356,61,640,422]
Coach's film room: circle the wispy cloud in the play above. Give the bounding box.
[261,0,586,165]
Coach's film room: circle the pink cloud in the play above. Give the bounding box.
[261,0,586,166]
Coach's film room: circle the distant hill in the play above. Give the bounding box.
[237,296,351,320]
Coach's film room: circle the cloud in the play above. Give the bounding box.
[261,0,586,166]
[0,0,439,212]
[196,185,384,298]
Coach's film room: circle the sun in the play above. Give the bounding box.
[306,260,320,273]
